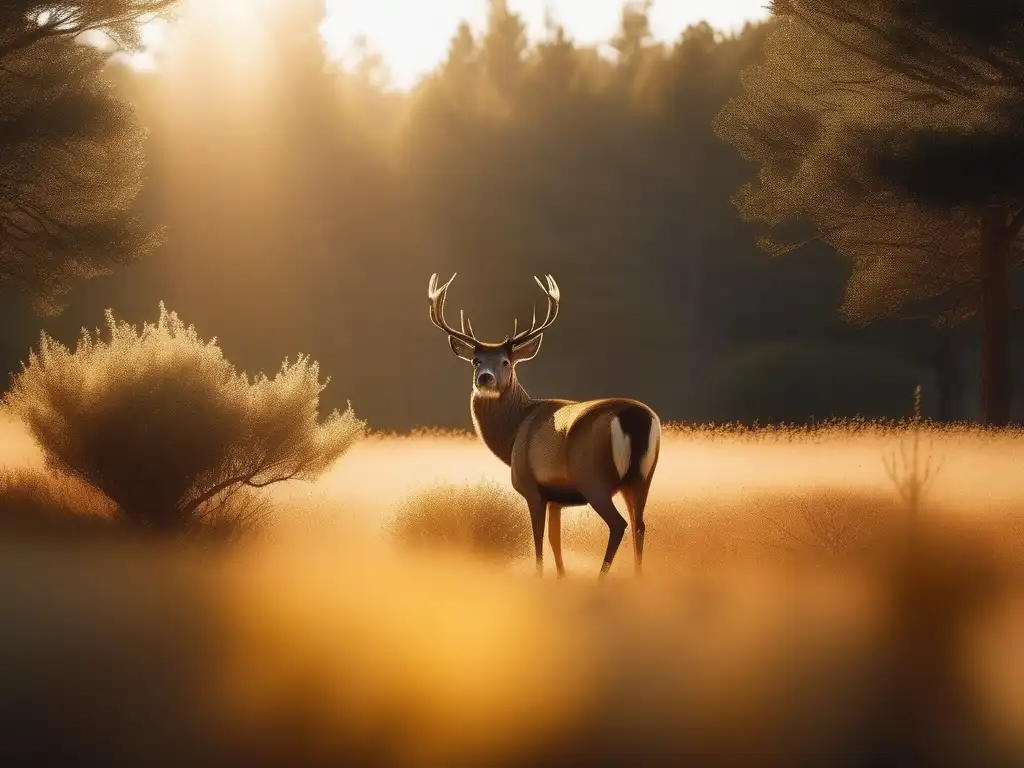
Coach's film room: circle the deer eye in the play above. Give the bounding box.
[502,360,510,367]
[472,358,481,367]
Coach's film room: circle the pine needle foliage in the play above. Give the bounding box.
[714,0,1024,424]
[0,1,177,313]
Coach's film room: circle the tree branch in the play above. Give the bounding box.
[0,2,178,64]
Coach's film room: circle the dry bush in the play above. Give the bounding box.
[4,304,364,538]
[187,488,275,547]
[755,488,899,559]
[0,468,113,538]
[388,479,530,560]
[798,492,877,554]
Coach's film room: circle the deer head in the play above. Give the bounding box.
[428,273,560,398]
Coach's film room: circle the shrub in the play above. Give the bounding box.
[4,304,364,537]
[755,488,897,558]
[388,479,530,560]
[0,468,113,538]
[185,488,275,546]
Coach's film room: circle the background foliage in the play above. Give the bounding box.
[1,0,1021,430]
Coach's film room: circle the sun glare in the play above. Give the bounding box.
[318,0,773,91]
[124,0,278,73]
[118,0,771,88]
[123,15,168,71]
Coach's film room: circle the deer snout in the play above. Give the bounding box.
[477,371,496,388]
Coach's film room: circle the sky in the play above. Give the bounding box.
[319,0,772,89]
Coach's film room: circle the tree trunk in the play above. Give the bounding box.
[933,326,961,422]
[979,208,1012,426]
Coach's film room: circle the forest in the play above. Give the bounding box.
[3,0,1021,433]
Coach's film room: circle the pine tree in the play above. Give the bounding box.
[482,0,527,104]
[0,1,174,314]
[715,1,1024,424]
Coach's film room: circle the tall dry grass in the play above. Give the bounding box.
[0,416,1021,765]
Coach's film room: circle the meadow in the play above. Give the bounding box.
[1,414,1023,766]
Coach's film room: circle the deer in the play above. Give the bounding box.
[427,272,661,579]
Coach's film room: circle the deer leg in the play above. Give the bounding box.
[526,493,546,575]
[620,483,650,577]
[577,483,627,579]
[547,503,565,578]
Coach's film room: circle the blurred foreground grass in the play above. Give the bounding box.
[0,533,1021,766]
[1,418,1023,766]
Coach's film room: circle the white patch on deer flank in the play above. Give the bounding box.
[640,417,661,478]
[610,416,631,479]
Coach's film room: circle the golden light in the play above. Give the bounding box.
[119,1,773,90]
[125,0,279,74]
[319,0,490,91]
[316,0,774,92]
[121,0,495,90]
[122,14,168,72]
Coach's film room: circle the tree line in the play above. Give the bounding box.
[0,0,1021,431]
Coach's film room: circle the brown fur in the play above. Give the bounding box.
[473,376,660,578]
[429,272,661,578]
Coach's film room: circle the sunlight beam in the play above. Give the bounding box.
[119,14,168,71]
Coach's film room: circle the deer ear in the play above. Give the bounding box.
[449,335,475,362]
[511,334,542,363]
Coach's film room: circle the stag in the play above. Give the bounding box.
[427,273,661,578]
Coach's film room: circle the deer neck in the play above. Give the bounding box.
[471,377,535,466]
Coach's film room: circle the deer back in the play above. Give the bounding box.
[512,398,658,496]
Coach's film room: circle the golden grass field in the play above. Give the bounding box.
[1,415,1023,766]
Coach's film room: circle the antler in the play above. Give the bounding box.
[428,273,478,346]
[507,274,560,345]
